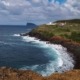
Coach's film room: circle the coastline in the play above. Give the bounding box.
[21,35,74,76]
[28,32,80,69]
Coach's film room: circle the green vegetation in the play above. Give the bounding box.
[55,19,80,23]
[26,19,80,80]
[69,31,80,42]
[31,19,80,42]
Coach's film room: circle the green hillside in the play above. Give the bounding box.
[30,19,80,42]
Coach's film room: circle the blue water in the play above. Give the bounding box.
[0,25,74,76]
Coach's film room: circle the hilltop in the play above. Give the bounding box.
[55,19,80,23]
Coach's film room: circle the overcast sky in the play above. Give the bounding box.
[0,0,80,25]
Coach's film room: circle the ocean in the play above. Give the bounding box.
[0,25,74,76]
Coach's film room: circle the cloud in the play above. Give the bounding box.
[0,0,80,24]
[32,0,41,3]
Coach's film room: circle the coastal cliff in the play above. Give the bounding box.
[28,19,80,69]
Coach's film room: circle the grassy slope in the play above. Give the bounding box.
[31,19,80,42]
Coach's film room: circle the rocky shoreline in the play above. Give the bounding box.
[28,32,80,69]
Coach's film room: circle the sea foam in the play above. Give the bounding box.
[13,34,20,37]
[20,35,74,76]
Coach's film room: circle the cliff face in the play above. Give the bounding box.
[0,67,80,80]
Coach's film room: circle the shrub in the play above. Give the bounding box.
[70,31,80,42]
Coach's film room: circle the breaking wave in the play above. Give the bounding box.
[13,34,20,37]
[20,35,74,76]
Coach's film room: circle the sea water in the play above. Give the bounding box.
[0,25,74,76]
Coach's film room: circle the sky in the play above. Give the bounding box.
[0,0,80,25]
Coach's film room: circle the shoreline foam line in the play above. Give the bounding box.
[20,35,74,76]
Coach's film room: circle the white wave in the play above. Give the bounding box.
[20,35,74,76]
[13,34,20,37]
[0,41,7,45]
[0,41,20,46]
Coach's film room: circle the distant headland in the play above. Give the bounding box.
[26,23,37,28]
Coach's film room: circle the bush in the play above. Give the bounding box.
[41,31,54,39]
[70,31,80,42]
